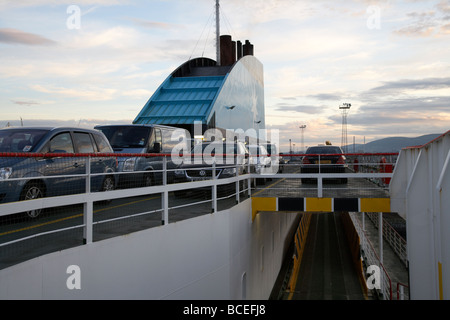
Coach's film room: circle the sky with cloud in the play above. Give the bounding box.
[1,0,449,151]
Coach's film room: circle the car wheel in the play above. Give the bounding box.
[20,182,45,218]
[143,173,153,187]
[102,176,115,192]
[99,176,114,204]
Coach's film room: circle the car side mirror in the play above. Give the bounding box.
[152,143,161,153]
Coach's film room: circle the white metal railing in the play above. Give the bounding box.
[0,160,251,240]
[349,212,393,300]
[1,153,395,269]
[365,212,408,268]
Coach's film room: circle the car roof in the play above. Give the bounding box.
[1,126,97,131]
[0,126,54,131]
[308,145,340,148]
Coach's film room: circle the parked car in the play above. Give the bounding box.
[247,144,272,185]
[0,127,117,218]
[173,140,252,195]
[300,145,348,184]
[261,143,284,173]
[247,145,271,174]
[95,124,189,188]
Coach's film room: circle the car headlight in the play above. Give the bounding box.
[0,167,12,180]
[122,158,137,172]
[222,167,236,175]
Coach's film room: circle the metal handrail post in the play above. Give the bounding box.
[318,154,321,173]
[379,212,384,297]
[318,176,323,198]
[212,160,217,213]
[236,162,240,204]
[162,156,168,225]
[83,156,93,244]
[247,159,252,197]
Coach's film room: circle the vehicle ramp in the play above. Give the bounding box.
[279,212,368,300]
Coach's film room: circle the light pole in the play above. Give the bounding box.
[339,103,351,153]
[299,125,306,153]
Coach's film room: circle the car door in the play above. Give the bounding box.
[148,128,163,184]
[73,131,102,192]
[40,131,85,196]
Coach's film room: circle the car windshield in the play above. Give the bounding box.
[306,146,342,154]
[266,144,277,155]
[247,146,259,154]
[0,129,48,153]
[97,126,151,148]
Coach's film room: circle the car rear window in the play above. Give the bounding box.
[97,126,151,148]
[306,146,342,154]
[0,129,48,152]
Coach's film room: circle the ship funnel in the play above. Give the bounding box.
[243,40,254,56]
[220,36,254,66]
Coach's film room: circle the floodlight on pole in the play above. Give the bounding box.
[339,103,351,153]
[299,125,306,153]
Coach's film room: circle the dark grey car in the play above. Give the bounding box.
[0,127,117,217]
[173,141,252,195]
[300,145,348,184]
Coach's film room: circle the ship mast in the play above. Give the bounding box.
[215,0,220,66]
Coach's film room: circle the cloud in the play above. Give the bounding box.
[0,28,56,46]
[437,0,450,14]
[307,93,344,101]
[394,3,450,37]
[360,96,450,113]
[30,84,117,101]
[0,0,124,10]
[130,18,178,30]
[350,78,450,129]
[441,23,450,34]
[1,118,133,129]
[67,26,140,50]
[274,103,327,114]
[11,100,40,106]
[368,77,450,93]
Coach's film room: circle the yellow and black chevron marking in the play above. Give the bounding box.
[251,197,390,220]
[287,213,312,299]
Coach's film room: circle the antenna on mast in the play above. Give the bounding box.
[215,0,220,66]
